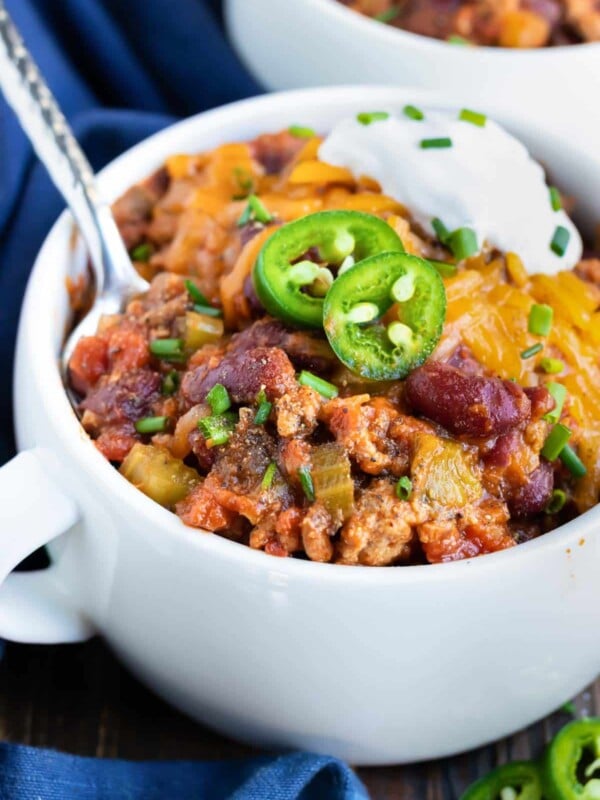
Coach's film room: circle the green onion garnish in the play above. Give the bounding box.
[540,357,564,375]
[298,466,315,502]
[459,108,487,127]
[541,423,572,461]
[161,370,180,396]
[420,137,453,149]
[403,104,424,121]
[206,383,231,416]
[447,34,471,45]
[237,194,273,227]
[528,304,553,336]
[549,186,562,212]
[521,343,544,359]
[185,279,210,307]
[544,382,567,425]
[130,243,153,262]
[288,125,315,138]
[560,445,587,478]
[134,416,168,435]
[546,489,567,515]
[254,389,273,425]
[551,226,570,257]
[260,461,278,490]
[396,476,412,501]
[150,338,185,361]
[357,111,390,126]
[232,166,254,197]
[429,259,458,278]
[193,304,223,318]
[431,217,450,243]
[561,701,576,715]
[298,370,339,399]
[374,6,401,23]
[198,412,237,447]
[448,227,478,260]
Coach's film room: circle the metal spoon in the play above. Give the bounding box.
[0,2,148,389]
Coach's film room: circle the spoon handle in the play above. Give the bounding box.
[0,2,141,293]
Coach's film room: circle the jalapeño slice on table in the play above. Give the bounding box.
[323,251,446,380]
[543,718,600,800]
[252,210,405,329]
[461,761,543,800]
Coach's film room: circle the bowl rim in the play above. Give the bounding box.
[316,0,600,56]
[18,84,600,585]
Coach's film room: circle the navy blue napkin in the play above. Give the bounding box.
[0,744,369,799]
[0,0,260,464]
[0,1,369,797]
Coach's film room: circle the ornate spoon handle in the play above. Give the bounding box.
[0,1,144,296]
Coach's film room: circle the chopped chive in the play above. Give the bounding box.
[198,412,237,447]
[254,400,272,425]
[288,124,315,138]
[431,217,450,243]
[237,194,273,227]
[396,476,412,501]
[357,111,390,126]
[206,383,231,416]
[528,304,553,336]
[561,701,576,715]
[549,186,562,212]
[150,338,184,361]
[429,259,458,278]
[161,370,180,396]
[521,343,544,359]
[374,5,401,23]
[130,242,153,262]
[560,445,587,478]
[134,416,168,434]
[185,279,210,307]
[551,226,570,257]
[448,227,478,260]
[193,303,223,318]
[403,104,424,121]
[420,137,452,149]
[260,461,278,491]
[459,108,487,127]
[546,489,567,515]
[541,423,572,461]
[232,166,254,196]
[544,382,567,425]
[448,34,471,45]
[298,466,315,502]
[298,370,339,399]
[540,357,564,375]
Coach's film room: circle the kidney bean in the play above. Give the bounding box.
[507,461,554,518]
[81,370,161,424]
[405,362,531,437]
[181,346,297,405]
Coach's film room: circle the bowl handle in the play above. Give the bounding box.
[0,449,94,643]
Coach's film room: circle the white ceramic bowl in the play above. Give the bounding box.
[2,86,600,766]
[225,0,600,151]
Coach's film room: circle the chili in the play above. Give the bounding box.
[543,718,600,799]
[253,210,404,328]
[461,761,543,800]
[323,251,446,380]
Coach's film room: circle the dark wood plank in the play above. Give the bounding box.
[0,639,593,797]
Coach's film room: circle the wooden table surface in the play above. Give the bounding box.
[0,637,595,798]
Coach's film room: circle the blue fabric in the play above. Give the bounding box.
[0,2,369,797]
[0,744,369,799]
[0,0,260,464]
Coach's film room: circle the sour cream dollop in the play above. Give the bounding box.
[318,110,582,274]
